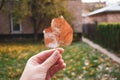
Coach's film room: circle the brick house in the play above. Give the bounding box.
[82,4,120,39]
[0,0,82,40]
[0,12,37,35]
[0,12,43,40]
[83,4,120,24]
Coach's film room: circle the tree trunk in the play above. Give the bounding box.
[33,24,38,42]
[33,20,39,42]
[31,0,39,42]
[30,16,38,42]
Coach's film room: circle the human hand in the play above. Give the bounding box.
[20,48,66,80]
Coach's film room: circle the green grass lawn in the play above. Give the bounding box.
[0,42,120,80]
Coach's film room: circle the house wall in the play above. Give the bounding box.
[67,0,82,33]
[0,12,10,34]
[22,17,44,34]
[84,12,120,24]
[84,13,108,24]
[107,12,120,23]
[0,14,42,34]
[0,12,34,34]
[21,17,34,34]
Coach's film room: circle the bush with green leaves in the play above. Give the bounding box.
[97,23,120,52]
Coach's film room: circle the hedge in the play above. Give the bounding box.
[97,23,120,52]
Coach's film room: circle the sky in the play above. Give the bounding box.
[82,0,120,5]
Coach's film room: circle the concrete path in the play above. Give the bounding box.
[82,37,120,64]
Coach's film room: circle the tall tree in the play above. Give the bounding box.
[27,0,73,42]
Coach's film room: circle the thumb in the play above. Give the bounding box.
[41,50,61,70]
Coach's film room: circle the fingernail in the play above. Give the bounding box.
[57,48,64,54]
[53,50,60,58]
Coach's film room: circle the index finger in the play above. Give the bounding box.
[30,48,64,64]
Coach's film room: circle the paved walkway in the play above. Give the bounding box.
[82,37,120,64]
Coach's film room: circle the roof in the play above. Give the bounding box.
[84,4,120,16]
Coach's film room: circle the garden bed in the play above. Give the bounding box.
[0,42,120,80]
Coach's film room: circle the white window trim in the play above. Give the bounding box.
[10,16,22,34]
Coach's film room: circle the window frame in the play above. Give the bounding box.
[10,16,22,34]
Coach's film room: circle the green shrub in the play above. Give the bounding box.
[97,23,120,52]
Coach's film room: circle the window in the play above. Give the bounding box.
[11,16,22,33]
